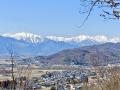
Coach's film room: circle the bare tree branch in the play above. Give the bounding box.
[80,0,120,27]
[6,41,16,90]
[80,0,99,27]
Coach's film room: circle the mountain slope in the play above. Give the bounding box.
[34,43,120,65]
[1,32,120,56]
[0,36,78,56]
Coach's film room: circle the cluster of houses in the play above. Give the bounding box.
[1,60,117,90]
[29,70,97,90]
[0,67,117,90]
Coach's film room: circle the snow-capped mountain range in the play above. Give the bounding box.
[2,32,44,43]
[2,32,120,43]
[0,32,120,56]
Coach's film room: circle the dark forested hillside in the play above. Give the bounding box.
[34,43,120,66]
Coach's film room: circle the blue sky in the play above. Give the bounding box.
[0,0,119,36]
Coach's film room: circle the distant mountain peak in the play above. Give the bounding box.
[47,35,120,43]
[2,32,44,43]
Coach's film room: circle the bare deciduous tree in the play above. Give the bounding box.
[5,42,34,90]
[80,0,120,26]
[6,42,16,90]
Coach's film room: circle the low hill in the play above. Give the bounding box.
[34,43,120,66]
